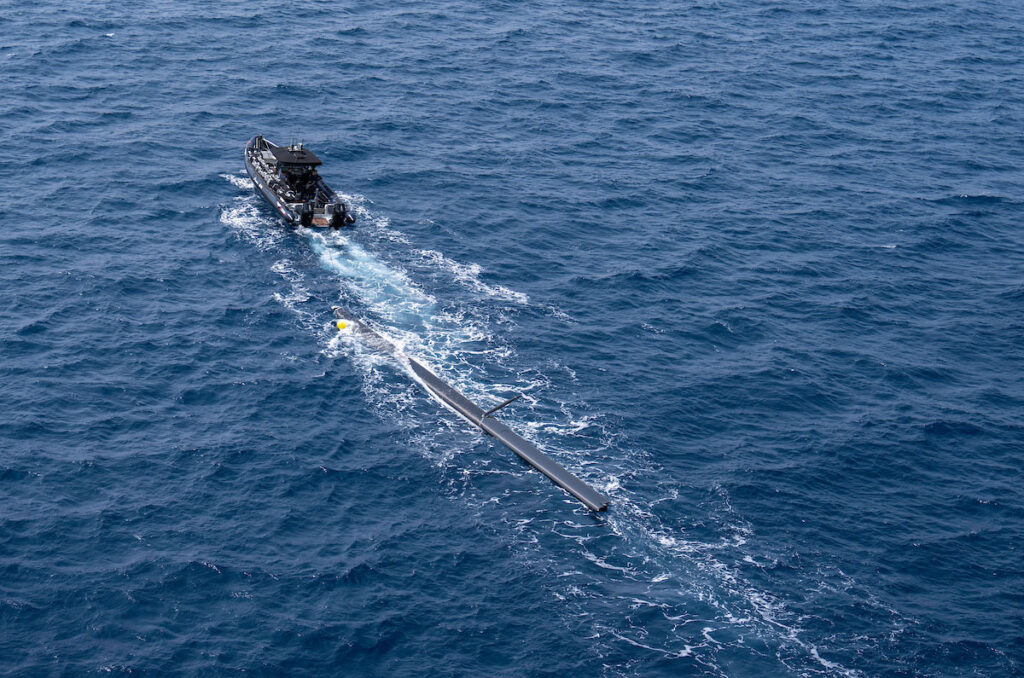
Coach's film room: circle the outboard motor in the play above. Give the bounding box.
[328,201,356,227]
[329,207,345,228]
[299,204,313,227]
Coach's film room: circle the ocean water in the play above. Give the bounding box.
[1,0,1022,675]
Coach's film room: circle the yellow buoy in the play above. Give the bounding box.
[335,320,348,330]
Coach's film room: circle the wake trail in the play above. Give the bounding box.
[219,173,869,677]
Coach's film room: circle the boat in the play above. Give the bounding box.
[244,135,355,227]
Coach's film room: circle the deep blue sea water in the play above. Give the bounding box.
[2,1,1023,675]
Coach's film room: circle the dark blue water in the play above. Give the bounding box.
[2,1,1022,675]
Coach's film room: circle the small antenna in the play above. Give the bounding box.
[482,393,524,418]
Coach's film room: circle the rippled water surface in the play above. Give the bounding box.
[2,1,1023,675]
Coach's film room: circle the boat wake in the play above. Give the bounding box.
[219,173,874,677]
[414,248,530,305]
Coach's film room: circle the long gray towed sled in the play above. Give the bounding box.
[332,307,610,512]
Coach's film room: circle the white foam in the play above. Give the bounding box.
[219,195,283,250]
[269,259,323,332]
[416,249,529,304]
[335,191,410,244]
[220,172,253,190]
[605,629,693,659]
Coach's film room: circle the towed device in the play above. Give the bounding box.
[333,307,610,512]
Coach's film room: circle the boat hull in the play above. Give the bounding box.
[244,139,298,223]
